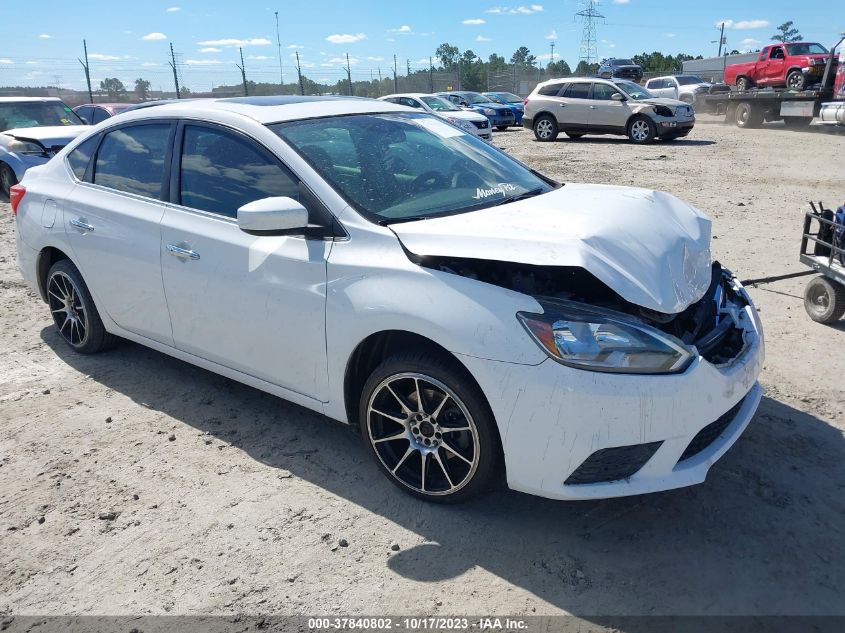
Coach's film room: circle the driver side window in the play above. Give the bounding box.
[770,47,785,60]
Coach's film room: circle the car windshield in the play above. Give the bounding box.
[0,101,84,131]
[420,96,461,112]
[614,81,655,100]
[613,59,634,66]
[271,113,553,224]
[785,43,828,56]
[675,76,705,85]
[488,92,522,104]
[462,93,492,105]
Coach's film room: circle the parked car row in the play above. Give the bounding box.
[11,95,763,503]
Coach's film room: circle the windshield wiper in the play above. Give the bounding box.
[489,187,546,207]
[377,216,430,226]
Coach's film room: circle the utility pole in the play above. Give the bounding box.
[429,56,434,92]
[345,53,353,96]
[550,41,556,66]
[717,22,726,57]
[169,42,181,99]
[295,51,305,95]
[393,55,398,93]
[78,39,93,103]
[274,11,284,92]
[576,1,604,65]
[237,47,249,96]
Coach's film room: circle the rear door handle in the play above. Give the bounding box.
[590,105,598,109]
[559,103,567,108]
[70,218,94,232]
[166,243,201,260]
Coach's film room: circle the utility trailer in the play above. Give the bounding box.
[702,36,844,129]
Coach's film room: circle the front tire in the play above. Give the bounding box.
[359,351,501,503]
[496,125,508,132]
[736,76,752,92]
[533,114,559,142]
[627,115,656,144]
[0,162,17,199]
[786,70,806,91]
[804,276,845,324]
[46,259,117,354]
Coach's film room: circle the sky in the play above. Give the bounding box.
[1,0,841,92]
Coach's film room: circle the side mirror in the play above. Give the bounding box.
[237,197,309,236]
[611,93,627,102]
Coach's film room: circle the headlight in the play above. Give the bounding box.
[652,105,674,117]
[8,139,48,157]
[446,117,475,132]
[483,108,496,116]
[518,300,694,374]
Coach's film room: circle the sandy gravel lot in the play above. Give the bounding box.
[1,116,843,619]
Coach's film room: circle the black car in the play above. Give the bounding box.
[598,58,644,82]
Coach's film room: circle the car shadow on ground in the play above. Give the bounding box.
[41,329,845,617]
[540,137,717,147]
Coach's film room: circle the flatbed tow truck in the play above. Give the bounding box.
[702,36,844,129]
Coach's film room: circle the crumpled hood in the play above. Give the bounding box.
[639,97,689,108]
[391,183,713,314]
[2,125,89,147]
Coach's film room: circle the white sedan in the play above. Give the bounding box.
[379,93,493,141]
[12,97,763,502]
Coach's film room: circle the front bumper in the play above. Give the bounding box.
[2,151,50,181]
[459,275,764,501]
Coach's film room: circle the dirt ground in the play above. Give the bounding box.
[1,115,843,620]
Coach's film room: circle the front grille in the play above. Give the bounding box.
[677,397,746,463]
[473,120,490,129]
[565,441,663,485]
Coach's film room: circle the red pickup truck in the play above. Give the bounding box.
[724,42,835,91]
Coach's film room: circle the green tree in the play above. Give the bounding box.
[487,53,507,72]
[435,43,460,70]
[510,46,537,67]
[99,77,126,100]
[772,21,802,43]
[574,60,599,76]
[546,59,572,76]
[134,78,151,101]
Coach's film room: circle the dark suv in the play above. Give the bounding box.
[598,58,644,82]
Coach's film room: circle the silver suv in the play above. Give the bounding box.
[523,77,695,144]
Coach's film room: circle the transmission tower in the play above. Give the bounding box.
[576,0,604,64]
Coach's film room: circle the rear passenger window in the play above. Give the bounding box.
[538,83,564,96]
[94,123,171,199]
[179,125,300,218]
[91,108,110,124]
[562,83,591,99]
[66,135,100,181]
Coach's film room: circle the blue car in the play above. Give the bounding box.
[437,91,515,131]
[0,97,89,197]
[483,91,525,126]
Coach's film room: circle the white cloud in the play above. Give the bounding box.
[287,44,304,49]
[326,33,367,44]
[366,56,385,61]
[25,61,38,65]
[664,33,677,38]
[38,34,52,39]
[390,25,412,34]
[486,5,544,14]
[329,56,359,65]
[476,35,492,42]
[612,0,630,4]
[141,62,159,67]
[142,32,167,41]
[463,18,486,25]
[88,53,122,60]
[166,6,181,11]
[717,19,770,30]
[197,37,272,47]
[0,59,13,64]
[416,58,431,65]
[185,59,223,65]
[248,55,271,60]
[546,29,558,40]
[740,38,761,49]
[200,47,221,53]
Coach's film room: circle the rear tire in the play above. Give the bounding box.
[627,115,656,144]
[735,102,763,128]
[496,125,508,132]
[533,114,559,142]
[0,162,17,199]
[46,259,117,354]
[736,77,752,92]
[804,276,845,324]
[359,351,502,503]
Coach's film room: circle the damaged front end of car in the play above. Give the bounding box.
[413,255,754,371]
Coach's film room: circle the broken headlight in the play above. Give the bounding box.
[8,139,49,157]
[518,300,694,374]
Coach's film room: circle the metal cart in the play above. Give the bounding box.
[800,202,845,323]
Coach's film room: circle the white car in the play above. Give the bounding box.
[12,97,764,503]
[379,93,492,141]
[644,75,712,105]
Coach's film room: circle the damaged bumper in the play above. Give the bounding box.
[458,274,764,501]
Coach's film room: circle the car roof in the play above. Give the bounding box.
[0,97,65,103]
[110,95,405,124]
[380,93,438,99]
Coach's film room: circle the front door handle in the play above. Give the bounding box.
[70,218,94,232]
[590,105,598,109]
[166,243,201,260]
[559,103,567,107]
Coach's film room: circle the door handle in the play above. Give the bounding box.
[559,103,567,108]
[166,243,201,260]
[70,218,94,232]
[590,105,598,109]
